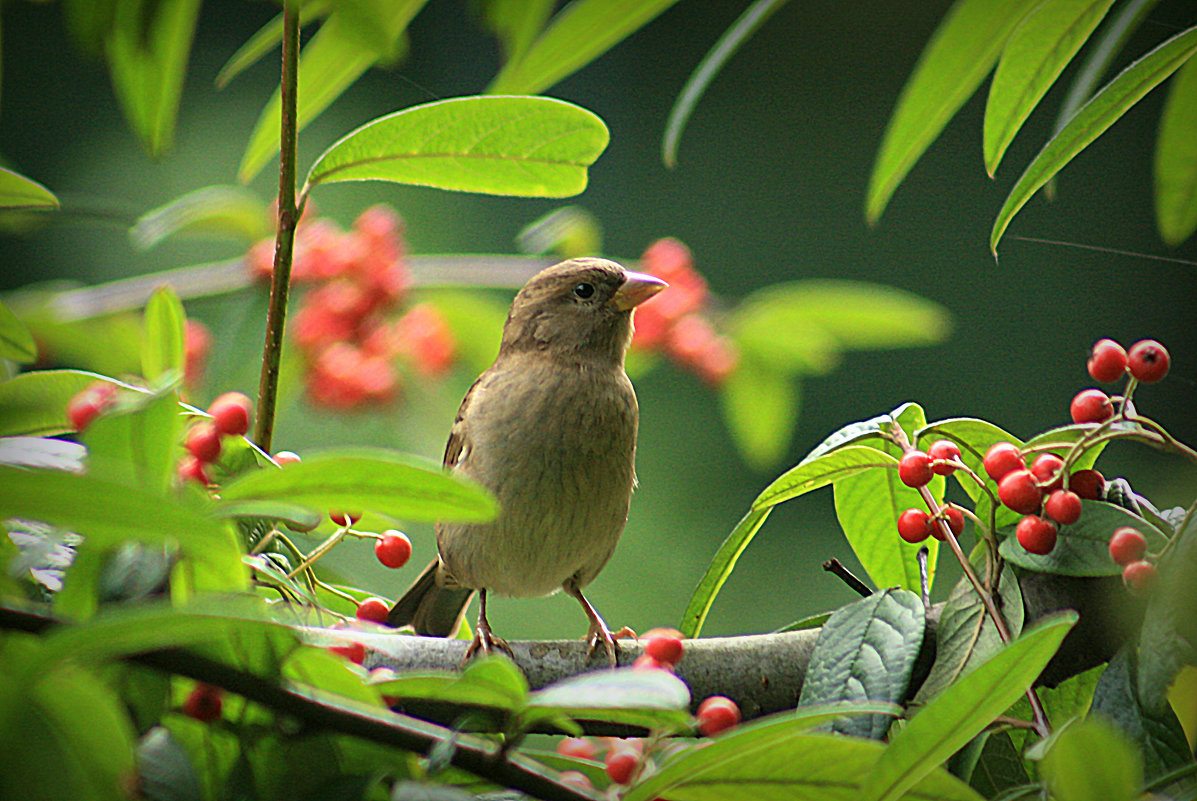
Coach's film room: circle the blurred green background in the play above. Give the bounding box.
[2,0,1194,640]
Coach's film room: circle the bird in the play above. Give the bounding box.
[387,257,666,664]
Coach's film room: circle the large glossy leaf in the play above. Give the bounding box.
[983,0,1118,175]
[0,300,37,363]
[0,166,59,211]
[719,355,799,470]
[0,370,135,437]
[238,1,422,183]
[866,0,1039,223]
[1154,55,1197,245]
[991,24,1197,253]
[487,0,683,95]
[304,96,608,198]
[859,613,1077,801]
[105,0,201,155]
[215,448,497,523]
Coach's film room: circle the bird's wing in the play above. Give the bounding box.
[442,373,484,470]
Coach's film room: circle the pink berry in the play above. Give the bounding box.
[556,737,598,761]
[185,421,223,464]
[1070,389,1113,424]
[177,455,210,486]
[643,635,684,667]
[1122,560,1157,594]
[897,508,932,543]
[605,746,639,784]
[983,442,1024,482]
[1043,490,1082,525]
[1030,453,1065,492]
[329,641,366,664]
[1108,527,1147,566]
[1069,468,1104,501]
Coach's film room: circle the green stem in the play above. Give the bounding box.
[253,0,302,454]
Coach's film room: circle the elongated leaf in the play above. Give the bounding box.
[131,186,271,249]
[1155,55,1197,245]
[0,437,86,471]
[798,589,925,740]
[679,445,895,638]
[860,613,1077,801]
[141,286,185,382]
[304,96,608,198]
[479,0,555,65]
[487,0,683,95]
[866,0,1039,223]
[216,448,497,523]
[0,166,59,211]
[105,0,201,155]
[798,403,922,467]
[238,2,421,183]
[1042,717,1142,801]
[719,355,799,470]
[0,370,136,437]
[370,655,528,711]
[0,300,37,363]
[985,0,1117,175]
[663,0,790,168]
[991,24,1197,253]
[215,0,331,88]
[527,668,692,731]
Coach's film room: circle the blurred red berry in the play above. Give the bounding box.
[183,319,212,388]
[1126,339,1169,383]
[640,238,707,320]
[245,239,276,282]
[394,303,456,377]
[273,450,301,466]
[329,641,366,664]
[898,450,934,488]
[632,654,668,671]
[177,455,210,486]
[927,440,961,475]
[209,392,252,436]
[1030,453,1065,492]
[998,470,1043,515]
[1122,560,1157,594]
[292,299,359,353]
[556,737,598,761]
[1044,490,1082,526]
[558,771,593,791]
[67,383,117,432]
[1016,515,1057,555]
[1087,339,1127,383]
[1070,389,1113,424]
[897,508,932,543]
[696,695,741,736]
[983,442,1024,482]
[644,634,684,667]
[694,336,740,386]
[666,313,719,369]
[605,746,639,784]
[631,302,671,349]
[1108,526,1147,566]
[355,597,390,623]
[1069,468,1104,500]
[181,683,223,722]
[330,511,361,527]
[375,530,412,568]
[185,421,223,464]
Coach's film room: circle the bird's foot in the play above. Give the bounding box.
[462,591,512,663]
[584,618,619,667]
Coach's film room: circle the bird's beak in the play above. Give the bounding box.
[611,271,668,311]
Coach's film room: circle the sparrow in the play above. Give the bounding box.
[387,257,666,664]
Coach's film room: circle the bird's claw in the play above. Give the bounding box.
[463,621,513,663]
[585,620,619,667]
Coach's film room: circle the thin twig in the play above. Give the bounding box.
[822,559,872,597]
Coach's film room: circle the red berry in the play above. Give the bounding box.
[177,455,210,486]
[184,319,212,388]
[632,654,667,671]
[897,508,932,543]
[1069,468,1105,501]
[209,392,252,436]
[1043,490,1082,526]
[556,737,598,761]
[273,450,302,466]
[1016,515,1057,555]
[1122,560,1157,594]
[329,641,366,664]
[1108,526,1147,566]
[641,626,685,640]
[696,695,741,736]
[181,683,223,722]
[330,510,362,527]
[998,469,1043,515]
[66,383,117,431]
[983,442,1025,482]
[355,597,390,623]
[898,450,934,488]
[1126,339,1170,383]
[185,421,223,464]
[558,771,593,791]
[605,746,639,784]
[1087,339,1127,383]
[1030,453,1065,492]
[374,530,412,569]
[941,506,965,538]
[643,635,684,667]
[927,440,961,475]
[1070,389,1113,424]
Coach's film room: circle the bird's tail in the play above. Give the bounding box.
[387,558,474,636]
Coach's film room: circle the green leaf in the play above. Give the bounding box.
[800,403,922,465]
[967,731,1029,797]
[487,0,683,95]
[914,417,1020,505]
[625,713,982,801]
[1155,54,1197,245]
[1137,504,1197,712]
[0,436,86,471]
[0,166,59,211]
[238,1,421,182]
[131,186,271,249]
[0,369,133,437]
[80,384,185,495]
[0,299,37,363]
[215,1,332,88]
[662,0,790,168]
[105,0,201,155]
[859,612,1077,801]
[866,0,1039,223]
[136,727,203,801]
[998,500,1163,576]
[216,448,496,523]
[479,0,555,65]
[1041,717,1142,801]
[526,668,692,732]
[370,655,528,712]
[991,24,1197,253]
[303,95,609,198]
[798,589,925,740]
[719,355,799,470]
[679,445,894,638]
[983,0,1118,176]
[141,286,185,383]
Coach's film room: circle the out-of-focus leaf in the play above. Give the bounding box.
[991,24,1197,253]
[1137,505,1197,713]
[1155,55,1197,245]
[526,668,692,732]
[63,0,117,58]
[105,0,202,155]
[136,727,202,801]
[984,0,1117,176]
[719,355,799,470]
[866,0,1039,223]
[215,0,332,88]
[0,300,37,362]
[131,186,271,249]
[1042,717,1142,801]
[663,0,790,168]
[304,96,608,198]
[0,436,86,471]
[0,370,136,437]
[238,1,422,183]
[479,0,555,65]
[0,167,59,211]
[488,0,683,95]
[141,286,185,382]
[80,384,186,495]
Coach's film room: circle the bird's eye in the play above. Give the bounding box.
[573,282,595,299]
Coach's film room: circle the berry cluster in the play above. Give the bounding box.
[1108,526,1155,593]
[246,205,457,409]
[628,627,741,737]
[1069,338,1170,424]
[632,238,739,386]
[178,392,253,486]
[896,440,966,544]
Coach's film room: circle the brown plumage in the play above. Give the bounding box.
[387,257,667,663]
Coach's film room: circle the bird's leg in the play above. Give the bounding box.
[563,580,618,667]
[463,589,512,662]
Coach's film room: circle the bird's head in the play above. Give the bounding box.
[500,258,667,363]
